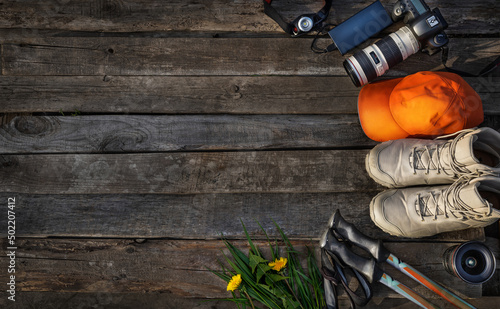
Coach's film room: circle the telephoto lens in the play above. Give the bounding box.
[343,26,419,87]
[443,241,496,285]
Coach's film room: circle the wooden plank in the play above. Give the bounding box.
[0,76,498,114]
[0,115,374,154]
[0,193,483,240]
[4,293,496,309]
[471,75,500,116]
[0,150,377,194]
[0,76,360,114]
[0,292,236,309]
[1,37,498,76]
[0,238,481,299]
[0,0,496,35]
[0,43,3,76]
[365,297,494,309]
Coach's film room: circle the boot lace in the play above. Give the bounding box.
[410,129,499,179]
[410,144,448,175]
[415,177,493,221]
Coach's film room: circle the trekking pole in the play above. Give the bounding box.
[329,210,476,309]
[321,229,440,309]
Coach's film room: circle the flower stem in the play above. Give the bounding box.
[284,278,304,309]
[244,291,255,309]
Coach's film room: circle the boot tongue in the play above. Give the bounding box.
[457,182,492,215]
[454,135,478,166]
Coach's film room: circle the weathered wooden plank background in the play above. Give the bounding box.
[0,0,497,35]
[1,37,498,76]
[0,0,499,308]
[0,238,482,298]
[0,76,498,114]
[0,192,484,241]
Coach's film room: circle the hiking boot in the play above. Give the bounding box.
[370,177,500,238]
[366,127,500,188]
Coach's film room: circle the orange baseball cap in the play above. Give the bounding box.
[358,71,484,142]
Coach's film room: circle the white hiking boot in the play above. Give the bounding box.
[370,176,500,238]
[366,128,500,188]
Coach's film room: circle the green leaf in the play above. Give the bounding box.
[271,287,286,298]
[257,283,273,294]
[283,298,301,309]
[249,253,267,273]
[241,219,261,257]
[266,273,288,283]
[257,220,279,261]
[256,264,272,282]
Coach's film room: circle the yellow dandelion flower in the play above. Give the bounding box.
[227,274,242,291]
[269,257,287,271]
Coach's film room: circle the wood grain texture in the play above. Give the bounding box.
[0,150,376,194]
[0,293,235,309]
[0,192,483,241]
[3,293,496,309]
[0,115,374,153]
[0,76,360,114]
[1,37,498,76]
[0,76,498,114]
[0,0,497,306]
[0,238,481,299]
[0,0,496,35]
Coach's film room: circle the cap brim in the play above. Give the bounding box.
[358,78,409,142]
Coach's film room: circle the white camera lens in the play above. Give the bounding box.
[298,16,313,32]
[344,26,419,87]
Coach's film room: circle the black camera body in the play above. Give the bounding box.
[344,0,450,87]
[392,0,449,55]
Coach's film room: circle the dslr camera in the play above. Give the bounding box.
[344,0,449,87]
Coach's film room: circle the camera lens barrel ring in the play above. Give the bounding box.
[352,52,377,86]
[343,26,420,87]
[375,36,403,68]
[443,241,496,284]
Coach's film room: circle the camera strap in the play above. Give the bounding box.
[263,0,333,36]
[441,46,500,77]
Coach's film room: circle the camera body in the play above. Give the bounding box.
[344,0,449,87]
[391,0,449,55]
